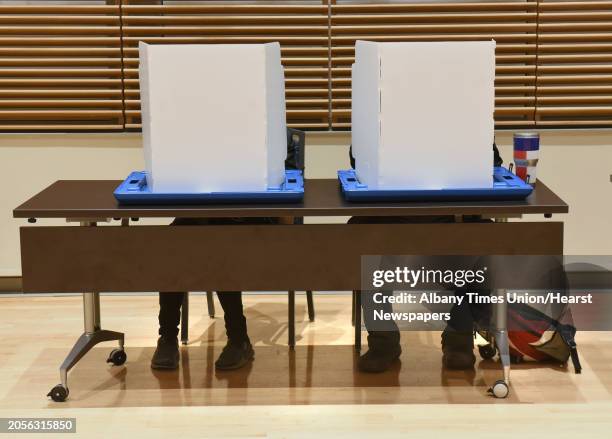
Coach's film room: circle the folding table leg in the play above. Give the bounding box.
[47,221,126,403]
[488,217,511,399]
[52,309,125,402]
[50,291,126,403]
[489,289,510,399]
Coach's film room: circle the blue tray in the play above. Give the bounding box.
[338,167,532,202]
[114,169,304,205]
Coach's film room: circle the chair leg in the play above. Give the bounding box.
[206,291,215,318]
[351,290,356,327]
[354,290,361,352]
[288,291,295,349]
[306,290,315,322]
[181,292,189,345]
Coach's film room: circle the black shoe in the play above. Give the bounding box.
[441,330,476,370]
[358,345,402,373]
[151,336,179,370]
[215,340,254,371]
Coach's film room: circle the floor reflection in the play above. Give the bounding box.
[4,295,592,408]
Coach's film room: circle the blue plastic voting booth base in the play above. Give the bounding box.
[114,169,304,205]
[338,167,532,202]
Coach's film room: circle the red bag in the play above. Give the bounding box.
[478,302,581,373]
[506,303,581,372]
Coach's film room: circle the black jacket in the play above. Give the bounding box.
[349,141,503,169]
[285,128,305,171]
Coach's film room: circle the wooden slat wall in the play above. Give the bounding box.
[121,0,329,130]
[0,1,611,132]
[0,2,123,131]
[330,1,538,130]
[537,0,612,127]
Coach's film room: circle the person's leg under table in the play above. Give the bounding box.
[216,291,248,343]
[351,215,472,373]
[349,216,425,373]
[151,292,183,370]
[358,289,402,373]
[154,289,254,371]
[215,291,254,370]
[440,217,493,371]
[210,217,278,369]
[155,216,279,371]
[441,295,477,370]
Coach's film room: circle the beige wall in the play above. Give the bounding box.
[1,130,611,276]
[494,130,612,255]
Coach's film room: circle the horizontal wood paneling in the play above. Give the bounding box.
[0,1,610,132]
[0,1,123,131]
[330,1,538,130]
[537,0,612,127]
[120,0,330,130]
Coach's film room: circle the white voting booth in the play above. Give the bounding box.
[352,40,496,190]
[139,42,287,193]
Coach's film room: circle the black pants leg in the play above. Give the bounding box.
[349,215,457,352]
[159,292,184,338]
[158,291,248,342]
[158,216,273,343]
[446,295,478,333]
[216,291,249,343]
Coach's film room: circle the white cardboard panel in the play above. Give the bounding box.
[139,43,155,190]
[352,40,495,190]
[139,42,286,193]
[264,43,288,190]
[352,41,381,189]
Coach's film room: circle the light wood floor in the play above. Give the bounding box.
[0,294,611,438]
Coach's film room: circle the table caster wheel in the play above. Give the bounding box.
[47,384,69,402]
[478,344,496,360]
[107,348,127,366]
[488,380,509,399]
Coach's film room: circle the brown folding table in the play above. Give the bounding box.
[13,178,568,401]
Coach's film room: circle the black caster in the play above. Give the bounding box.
[107,348,127,366]
[488,380,509,399]
[47,384,69,402]
[478,343,496,360]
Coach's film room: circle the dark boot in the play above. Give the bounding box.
[358,345,402,373]
[215,339,254,371]
[151,336,179,370]
[358,331,402,373]
[441,330,476,370]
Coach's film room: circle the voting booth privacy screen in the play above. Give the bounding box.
[352,40,496,190]
[139,42,287,193]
